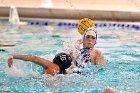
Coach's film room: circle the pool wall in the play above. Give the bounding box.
[0,6,140,22]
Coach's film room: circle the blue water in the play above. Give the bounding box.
[0,20,140,93]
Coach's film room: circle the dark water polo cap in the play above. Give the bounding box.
[53,53,72,70]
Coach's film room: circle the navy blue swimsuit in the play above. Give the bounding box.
[74,48,92,68]
[73,48,103,74]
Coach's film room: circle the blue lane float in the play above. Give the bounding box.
[57,22,77,28]
[95,23,140,30]
[27,21,140,30]
[27,21,48,26]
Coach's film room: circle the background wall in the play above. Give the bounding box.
[0,0,140,21]
[0,0,140,11]
[0,0,41,6]
[53,0,140,11]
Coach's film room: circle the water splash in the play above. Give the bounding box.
[63,40,81,59]
[5,60,41,77]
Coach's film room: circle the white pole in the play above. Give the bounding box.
[9,6,20,25]
[41,0,53,8]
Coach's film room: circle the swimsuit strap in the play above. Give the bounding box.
[80,48,91,63]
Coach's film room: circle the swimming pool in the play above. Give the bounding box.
[0,19,140,93]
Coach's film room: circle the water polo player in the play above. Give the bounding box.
[8,53,72,76]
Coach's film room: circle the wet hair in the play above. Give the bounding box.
[53,53,72,74]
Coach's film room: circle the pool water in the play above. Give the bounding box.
[0,20,140,93]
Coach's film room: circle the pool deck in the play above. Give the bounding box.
[0,0,140,21]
